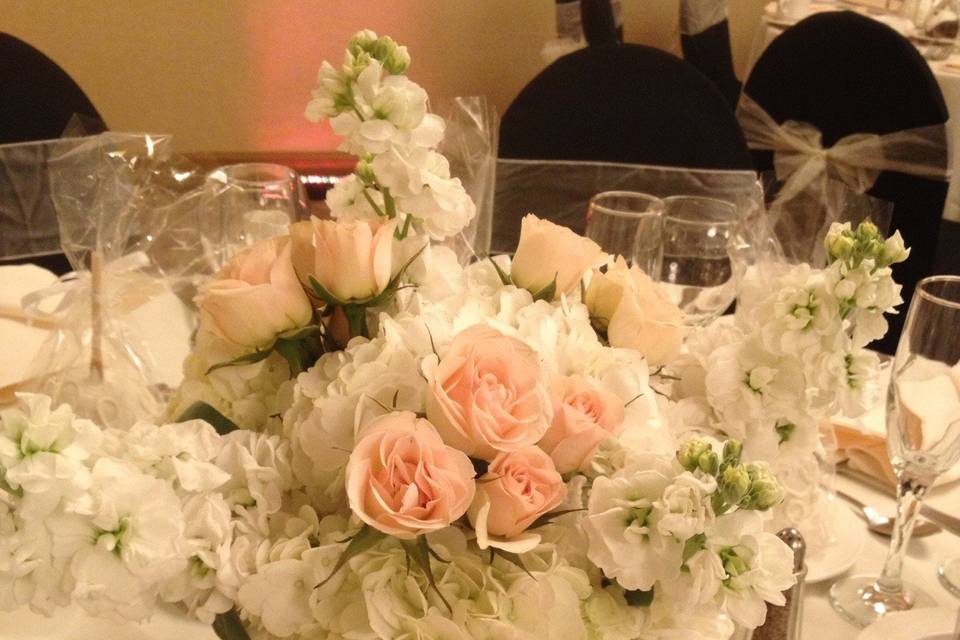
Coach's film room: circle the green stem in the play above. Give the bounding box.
[361,188,388,218]
[344,305,369,339]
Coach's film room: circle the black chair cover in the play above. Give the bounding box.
[1,33,105,145]
[681,20,741,107]
[500,43,753,170]
[743,11,950,352]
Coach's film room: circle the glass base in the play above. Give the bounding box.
[829,574,937,627]
[939,557,960,598]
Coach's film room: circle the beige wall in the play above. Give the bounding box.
[0,0,767,153]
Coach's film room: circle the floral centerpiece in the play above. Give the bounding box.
[0,30,907,640]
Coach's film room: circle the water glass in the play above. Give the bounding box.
[830,275,960,627]
[585,191,664,276]
[203,163,306,268]
[659,196,740,325]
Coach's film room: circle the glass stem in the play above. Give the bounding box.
[876,475,928,594]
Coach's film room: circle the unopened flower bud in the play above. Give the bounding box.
[376,37,410,74]
[677,439,712,473]
[719,465,750,506]
[722,440,742,467]
[745,462,785,510]
[698,451,719,476]
[348,29,379,56]
[826,233,856,261]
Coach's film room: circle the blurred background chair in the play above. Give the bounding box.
[496,41,753,249]
[743,11,950,352]
[679,0,741,107]
[0,33,106,274]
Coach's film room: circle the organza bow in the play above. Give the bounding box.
[736,93,949,264]
[737,93,949,203]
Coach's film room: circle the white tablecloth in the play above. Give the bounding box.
[748,2,960,223]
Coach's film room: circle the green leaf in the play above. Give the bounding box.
[177,401,239,435]
[279,324,320,341]
[487,256,512,286]
[489,548,535,580]
[0,473,23,499]
[623,587,654,607]
[308,276,342,306]
[401,536,453,612]
[527,507,585,530]
[274,338,306,376]
[318,525,385,587]
[206,348,273,374]
[531,274,558,302]
[212,608,251,640]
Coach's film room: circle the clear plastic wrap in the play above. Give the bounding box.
[14,133,215,427]
[738,92,949,265]
[438,96,499,262]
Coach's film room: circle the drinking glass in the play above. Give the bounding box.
[659,196,741,325]
[585,191,664,276]
[830,275,960,627]
[203,163,307,268]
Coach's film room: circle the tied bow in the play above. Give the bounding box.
[736,93,949,206]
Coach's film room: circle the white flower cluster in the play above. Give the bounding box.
[306,29,476,241]
[0,393,295,625]
[671,221,908,544]
[675,222,908,463]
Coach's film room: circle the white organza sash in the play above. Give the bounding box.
[736,93,949,263]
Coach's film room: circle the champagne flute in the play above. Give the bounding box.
[941,557,960,598]
[830,275,960,627]
[659,196,741,325]
[585,191,664,276]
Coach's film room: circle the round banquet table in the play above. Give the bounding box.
[747,2,960,224]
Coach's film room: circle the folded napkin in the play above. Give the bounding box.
[831,361,960,487]
[0,265,59,402]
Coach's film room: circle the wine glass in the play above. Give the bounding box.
[585,191,664,276]
[203,163,307,268]
[659,196,741,326]
[830,275,960,627]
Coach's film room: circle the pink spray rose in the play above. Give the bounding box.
[196,235,313,348]
[426,325,552,460]
[539,375,626,473]
[345,411,476,538]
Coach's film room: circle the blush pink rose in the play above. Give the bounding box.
[468,446,565,546]
[426,325,552,460]
[291,216,397,302]
[196,236,313,348]
[539,375,626,473]
[585,257,686,366]
[345,411,476,538]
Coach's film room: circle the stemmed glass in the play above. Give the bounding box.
[585,191,664,276]
[941,558,960,597]
[659,196,741,326]
[830,275,960,627]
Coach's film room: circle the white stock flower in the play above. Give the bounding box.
[709,512,795,629]
[583,455,683,591]
[160,492,234,623]
[325,173,384,223]
[118,420,230,492]
[216,430,295,514]
[655,471,717,541]
[0,394,101,518]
